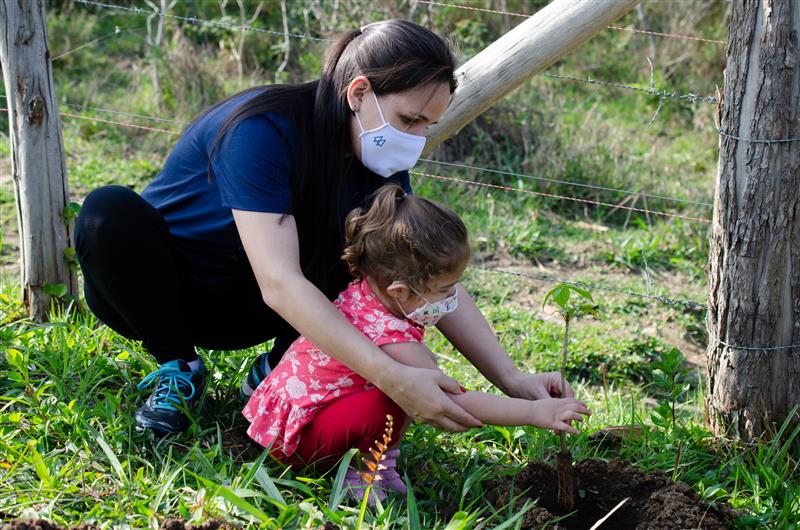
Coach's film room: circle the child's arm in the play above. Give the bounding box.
[380,342,590,434]
[448,391,589,435]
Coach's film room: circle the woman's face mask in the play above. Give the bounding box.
[354,92,426,177]
[395,286,459,327]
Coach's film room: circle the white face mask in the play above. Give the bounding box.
[395,286,459,327]
[354,92,427,178]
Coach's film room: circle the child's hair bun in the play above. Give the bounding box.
[342,183,469,290]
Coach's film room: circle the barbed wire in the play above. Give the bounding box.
[411,170,713,223]
[62,103,191,125]
[52,25,140,61]
[0,98,714,212]
[1,102,714,222]
[717,128,800,144]
[0,106,713,314]
[13,106,795,228]
[414,0,727,45]
[419,158,712,207]
[705,313,799,352]
[74,0,328,42]
[540,72,719,105]
[471,265,708,311]
[59,111,181,135]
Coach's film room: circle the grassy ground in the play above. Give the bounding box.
[1,1,799,528]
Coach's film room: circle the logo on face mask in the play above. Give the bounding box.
[373,135,386,147]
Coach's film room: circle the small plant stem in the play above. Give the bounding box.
[560,316,570,453]
[556,314,574,511]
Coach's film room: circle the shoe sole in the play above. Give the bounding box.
[134,415,182,436]
[240,376,257,401]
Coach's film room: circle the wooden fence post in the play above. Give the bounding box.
[707,0,800,441]
[0,0,78,322]
[425,0,640,152]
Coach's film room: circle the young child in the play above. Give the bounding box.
[243,183,591,504]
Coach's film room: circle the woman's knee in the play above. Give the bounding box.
[75,185,165,252]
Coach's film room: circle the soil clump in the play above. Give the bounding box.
[486,458,734,529]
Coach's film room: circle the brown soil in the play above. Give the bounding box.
[486,458,735,529]
[159,519,235,530]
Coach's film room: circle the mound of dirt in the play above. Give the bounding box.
[486,458,735,529]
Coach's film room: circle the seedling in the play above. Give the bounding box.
[542,283,598,511]
[650,347,692,435]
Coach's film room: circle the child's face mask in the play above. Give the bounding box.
[395,286,459,327]
[354,92,426,177]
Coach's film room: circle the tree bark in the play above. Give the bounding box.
[0,0,77,321]
[707,0,800,441]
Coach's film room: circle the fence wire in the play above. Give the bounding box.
[75,0,327,42]
[415,0,727,46]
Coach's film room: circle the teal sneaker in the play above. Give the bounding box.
[240,352,270,400]
[135,358,206,435]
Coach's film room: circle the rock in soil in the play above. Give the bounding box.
[486,458,735,529]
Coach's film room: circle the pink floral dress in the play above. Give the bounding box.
[242,280,424,457]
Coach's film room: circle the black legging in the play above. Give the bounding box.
[74,185,297,365]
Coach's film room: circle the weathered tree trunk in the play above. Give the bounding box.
[707,0,800,441]
[0,0,77,321]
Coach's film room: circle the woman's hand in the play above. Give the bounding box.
[504,371,575,400]
[528,397,591,435]
[376,362,483,432]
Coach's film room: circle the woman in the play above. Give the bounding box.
[75,19,573,436]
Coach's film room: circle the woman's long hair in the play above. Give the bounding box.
[205,20,457,298]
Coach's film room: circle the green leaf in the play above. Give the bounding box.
[356,483,371,529]
[187,470,272,523]
[553,285,570,307]
[406,473,421,530]
[95,433,126,484]
[253,466,286,507]
[27,441,53,487]
[443,510,477,530]
[63,202,81,224]
[43,283,68,298]
[328,447,358,510]
[6,348,24,370]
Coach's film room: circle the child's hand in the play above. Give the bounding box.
[529,398,591,435]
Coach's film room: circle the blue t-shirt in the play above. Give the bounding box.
[141,90,412,249]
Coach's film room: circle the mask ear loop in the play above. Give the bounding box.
[353,90,387,133]
[354,108,367,134]
[370,91,387,126]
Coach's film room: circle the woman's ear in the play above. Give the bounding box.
[385,280,411,302]
[346,75,372,112]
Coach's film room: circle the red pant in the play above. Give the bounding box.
[281,388,407,469]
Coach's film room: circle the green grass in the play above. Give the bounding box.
[1,274,798,528]
[1,1,798,528]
